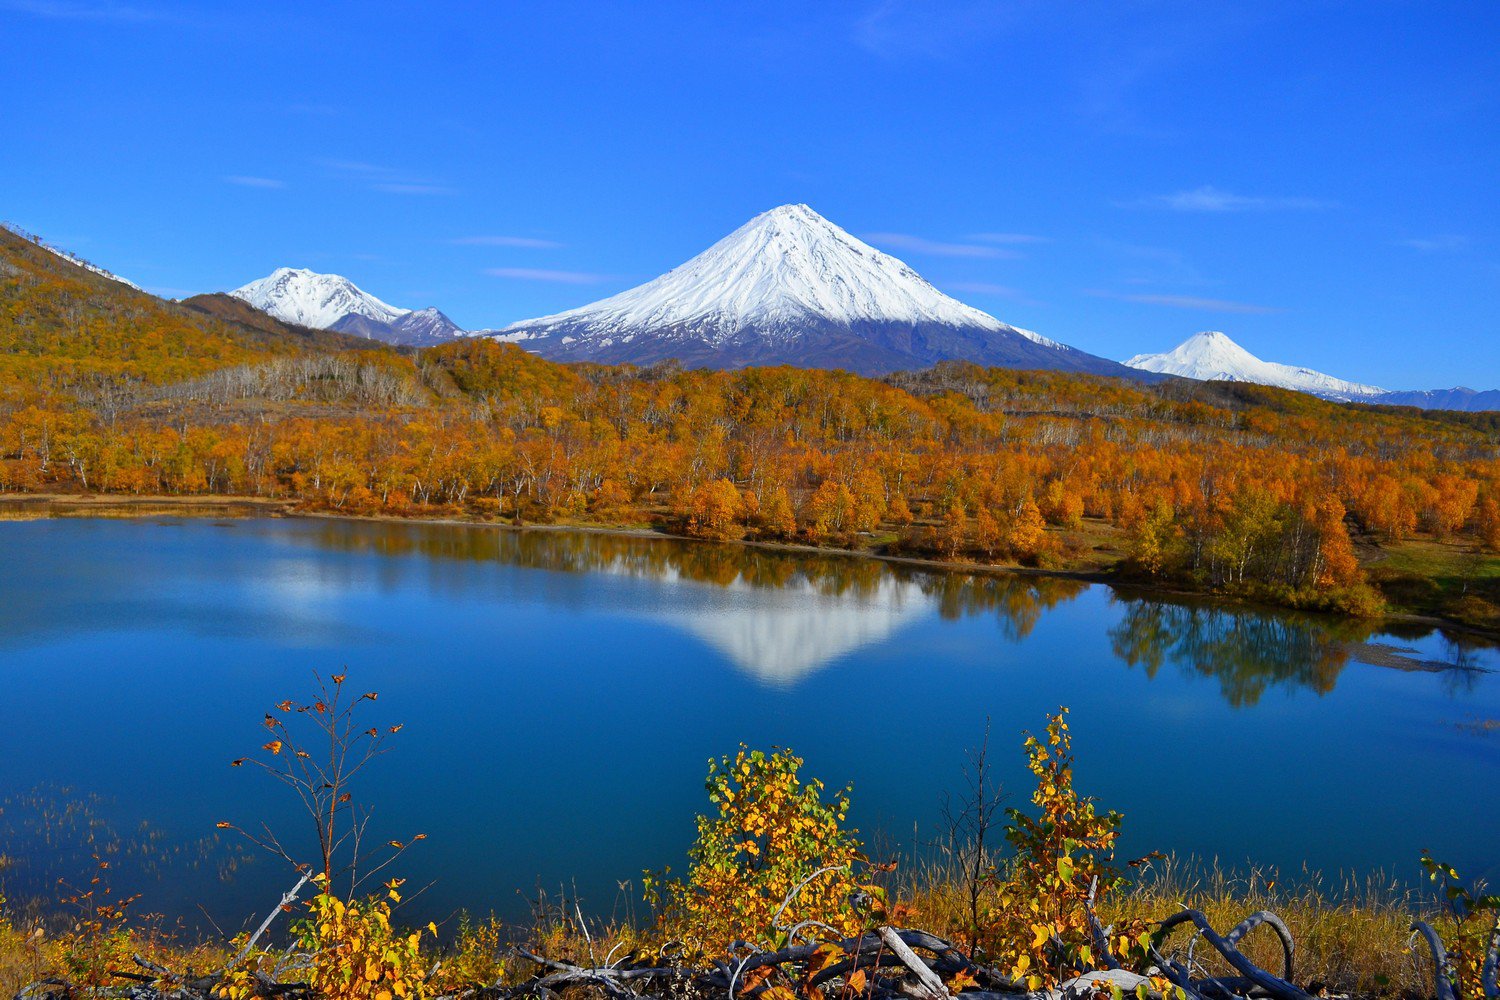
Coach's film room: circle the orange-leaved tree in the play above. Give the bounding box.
[217,673,432,1000]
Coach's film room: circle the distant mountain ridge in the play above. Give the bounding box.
[1369,387,1500,411]
[481,204,1136,377]
[27,216,1483,411]
[1125,331,1497,412]
[230,267,462,346]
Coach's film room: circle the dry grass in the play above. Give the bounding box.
[891,853,1444,997]
[0,861,1457,1000]
[1106,857,1436,997]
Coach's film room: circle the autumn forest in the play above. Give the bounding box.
[1,225,1497,633]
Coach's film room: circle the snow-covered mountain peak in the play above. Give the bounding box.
[483,203,1135,376]
[1124,331,1387,400]
[498,203,1012,342]
[231,267,410,329]
[1131,330,1261,376]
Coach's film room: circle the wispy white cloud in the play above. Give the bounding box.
[1398,234,1468,253]
[484,267,609,285]
[369,182,455,196]
[318,159,391,176]
[944,281,1042,306]
[0,0,165,20]
[452,235,564,249]
[968,232,1049,245]
[224,175,284,189]
[863,233,1017,258]
[1088,289,1283,314]
[1090,238,1212,290]
[945,281,1022,296]
[1131,185,1334,212]
[318,159,454,196]
[853,0,1017,58]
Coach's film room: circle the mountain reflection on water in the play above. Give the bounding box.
[291,520,1488,699]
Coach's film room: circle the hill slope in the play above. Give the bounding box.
[0,226,373,383]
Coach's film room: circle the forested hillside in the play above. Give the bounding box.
[0,225,376,386]
[1,230,1496,630]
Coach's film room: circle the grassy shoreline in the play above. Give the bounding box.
[3,491,1497,644]
[0,861,1459,1000]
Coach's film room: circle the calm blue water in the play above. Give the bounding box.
[1,517,1496,933]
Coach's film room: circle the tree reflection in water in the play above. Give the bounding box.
[299,520,1492,701]
[1106,598,1492,706]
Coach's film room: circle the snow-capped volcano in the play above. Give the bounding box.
[232,267,407,329]
[229,267,460,346]
[487,204,1132,376]
[1124,331,1387,401]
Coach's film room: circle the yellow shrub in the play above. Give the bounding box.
[271,878,431,1000]
[990,709,1124,989]
[645,747,875,953]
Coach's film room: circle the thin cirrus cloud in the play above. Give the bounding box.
[863,233,1018,258]
[1133,185,1334,212]
[485,267,609,285]
[0,0,166,20]
[968,232,1049,245]
[945,281,1023,296]
[852,0,1015,59]
[368,182,456,196]
[224,175,285,189]
[318,159,455,196]
[452,235,565,249]
[1088,289,1283,314]
[944,281,1042,306]
[1398,234,1468,253]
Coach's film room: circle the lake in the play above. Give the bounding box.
[1,516,1496,934]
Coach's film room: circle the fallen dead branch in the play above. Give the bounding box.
[17,902,1497,1000]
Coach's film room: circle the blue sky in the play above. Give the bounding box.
[3,0,1497,389]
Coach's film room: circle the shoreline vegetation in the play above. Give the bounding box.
[2,223,1499,639]
[2,492,1497,645]
[2,680,1494,1000]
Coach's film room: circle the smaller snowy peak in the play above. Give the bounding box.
[1124,331,1258,380]
[392,307,465,344]
[231,267,410,330]
[1124,331,1386,400]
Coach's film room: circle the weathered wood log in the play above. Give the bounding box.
[1155,910,1308,1000]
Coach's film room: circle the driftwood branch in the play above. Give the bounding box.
[17,896,1499,1000]
[877,926,950,1000]
[236,872,312,965]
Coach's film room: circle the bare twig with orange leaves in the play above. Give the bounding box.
[217,671,424,900]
